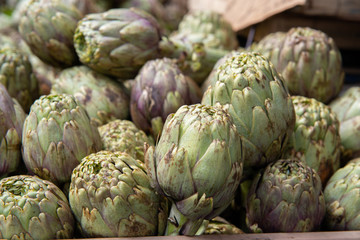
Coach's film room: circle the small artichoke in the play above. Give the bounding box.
[0,175,74,239]
[18,0,82,68]
[246,158,325,233]
[330,87,360,160]
[51,65,130,126]
[0,46,39,112]
[324,158,360,230]
[202,52,295,170]
[282,96,341,185]
[252,27,344,103]
[22,94,102,185]
[204,217,243,235]
[74,7,162,79]
[130,58,201,138]
[145,104,243,235]
[0,83,26,178]
[98,119,154,162]
[69,150,168,237]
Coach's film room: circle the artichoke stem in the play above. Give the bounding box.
[165,203,205,236]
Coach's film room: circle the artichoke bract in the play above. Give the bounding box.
[18,0,82,68]
[0,46,39,112]
[145,104,243,235]
[0,175,74,239]
[253,27,344,103]
[0,83,26,178]
[330,87,360,160]
[51,65,130,126]
[74,7,162,79]
[246,158,325,233]
[282,96,341,185]
[69,151,168,237]
[324,158,360,230]
[98,119,154,162]
[130,58,201,138]
[202,52,295,170]
[22,94,102,185]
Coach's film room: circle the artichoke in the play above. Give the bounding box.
[246,158,325,232]
[330,87,360,160]
[0,46,39,112]
[282,96,341,185]
[203,217,243,235]
[74,7,162,79]
[145,104,243,235]
[51,65,130,126]
[252,27,344,103]
[0,83,26,178]
[98,119,154,162]
[69,150,168,237]
[0,175,74,239]
[18,0,82,68]
[22,94,102,185]
[202,52,295,170]
[130,58,201,138]
[324,158,360,230]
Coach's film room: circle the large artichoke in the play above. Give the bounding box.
[51,65,130,126]
[246,158,325,232]
[98,119,154,162]
[0,46,39,112]
[0,175,74,239]
[22,94,102,185]
[69,150,168,237]
[0,83,26,178]
[282,96,341,185]
[202,52,295,170]
[130,58,201,138]
[324,158,360,230]
[252,27,344,103]
[18,0,82,68]
[330,87,360,160]
[145,104,243,235]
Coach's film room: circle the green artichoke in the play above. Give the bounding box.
[203,217,243,235]
[282,96,341,185]
[74,7,162,79]
[145,104,243,235]
[0,175,74,239]
[0,46,39,112]
[18,0,82,68]
[51,65,130,126]
[252,27,344,103]
[330,87,360,160]
[324,158,360,230]
[98,119,154,162]
[69,150,168,237]
[0,83,26,178]
[202,51,295,170]
[246,158,325,232]
[22,94,102,185]
[130,58,201,138]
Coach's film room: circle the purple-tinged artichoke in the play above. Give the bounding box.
[324,158,360,230]
[145,104,243,235]
[18,0,82,68]
[98,119,154,162]
[0,175,74,239]
[51,65,130,126]
[282,96,341,186]
[330,87,360,160]
[69,150,168,237]
[202,52,295,171]
[246,158,325,233]
[130,58,201,138]
[0,83,26,178]
[22,94,102,185]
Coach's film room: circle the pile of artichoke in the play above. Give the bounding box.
[1,0,358,239]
